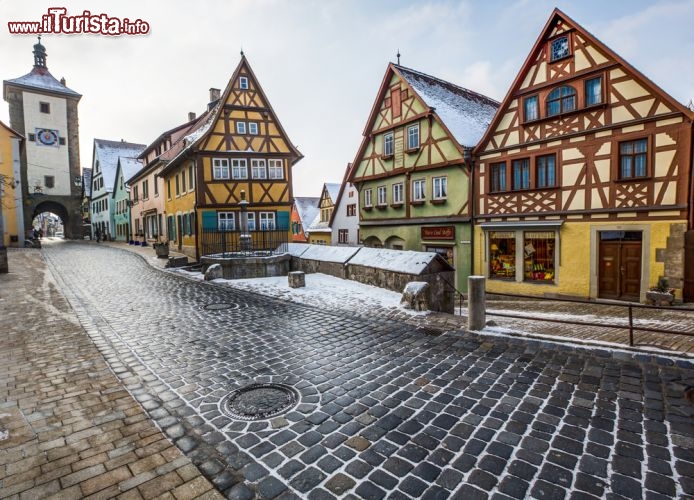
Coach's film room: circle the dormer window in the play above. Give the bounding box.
[550,35,570,62]
[546,85,576,116]
[239,76,249,90]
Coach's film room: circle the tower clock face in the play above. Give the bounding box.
[36,128,59,146]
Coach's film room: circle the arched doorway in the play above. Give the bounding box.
[31,201,68,239]
[363,236,383,248]
[385,236,406,250]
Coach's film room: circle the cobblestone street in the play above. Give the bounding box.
[4,240,694,499]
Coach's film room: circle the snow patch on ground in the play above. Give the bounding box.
[173,269,428,317]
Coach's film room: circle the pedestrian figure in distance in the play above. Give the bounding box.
[95,228,101,243]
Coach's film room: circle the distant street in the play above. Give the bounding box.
[25,240,694,498]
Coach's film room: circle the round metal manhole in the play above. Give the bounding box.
[222,383,299,421]
[202,302,239,311]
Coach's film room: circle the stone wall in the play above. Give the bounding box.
[655,222,686,295]
[291,258,347,279]
[200,254,291,280]
[344,264,455,313]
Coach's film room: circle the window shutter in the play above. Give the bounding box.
[277,211,290,231]
[202,211,217,230]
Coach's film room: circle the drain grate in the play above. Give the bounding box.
[221,383,299,421]
[202,302,238,311]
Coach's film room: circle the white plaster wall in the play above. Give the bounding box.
[23,92,71,196]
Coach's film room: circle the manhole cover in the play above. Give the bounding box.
[202,303,238,311]
[222,383,299,420]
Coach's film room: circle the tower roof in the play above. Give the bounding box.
[3,38,80,98]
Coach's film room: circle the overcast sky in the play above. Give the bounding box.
[1,0,692,197]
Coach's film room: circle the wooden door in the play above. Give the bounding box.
[685,230,694,303]
[598,235,642,301]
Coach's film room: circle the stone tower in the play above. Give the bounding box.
[3,37,83,239]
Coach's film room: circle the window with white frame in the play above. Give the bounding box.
[188,165,194,191]
[251,159,267,179]
[259,212,275,230]
[364,188,373,207]
[377,186,387,206]
[246,212,256,231]
[393,183,404,204]
[383,132,394,156]
[433,176,447,199]
[213,158,230,179]
[239,76,249,90]
[249,122,259,135]
[236,121,247,134]
[218,212,235,230]
[413,179,425,201]
[407,124,420,150]
[268,159,284,179]
[232,159,248,179]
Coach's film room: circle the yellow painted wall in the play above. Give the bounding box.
[309,233,331,245]
[0,127,19,246]
[164,164,196,257]
[475,219,686,300]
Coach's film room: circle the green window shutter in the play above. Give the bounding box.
[202,210,217,230]
[277,211,290,231]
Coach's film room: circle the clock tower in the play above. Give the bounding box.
[3,37,83,239]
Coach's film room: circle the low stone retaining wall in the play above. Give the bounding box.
[200,253,291,279]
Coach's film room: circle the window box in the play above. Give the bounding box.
[381,153,393,160]
[376,204,387,210]
[410,200,425,206]
[405,147,419,155]
[363,206,373,211]
[390,202,404,209]
[430,199,446,205]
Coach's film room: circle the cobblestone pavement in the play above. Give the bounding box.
[21,241,694,498]
[0,247,222,499]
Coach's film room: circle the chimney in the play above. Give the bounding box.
[60,77,66,86]
[209,88,221,102]
[188,112,196,122]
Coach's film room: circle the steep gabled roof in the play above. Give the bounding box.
[348,62,498,183]
[82,168,92,198]
[0,120,24,139]
[328,164,354,227]
[396,65,499,147]
[324,183,341,205]
[112,157,142,198]
[294,197,320,227]
[92,139,146,194]
[160,55,303,175]
[474,8,694,154]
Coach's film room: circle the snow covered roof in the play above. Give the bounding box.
[294,197,319,226]
[93,139,147,193]
[285,243,311,257]
[307,211,330,233]
[396,65,499,147]
[118,157,142,185]
[347,247,449,274]
[325,183,341,204]
[4,67,80,97]
[82,168,92,197]
[300,245,361,264]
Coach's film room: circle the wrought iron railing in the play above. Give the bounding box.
[200,228,289,257]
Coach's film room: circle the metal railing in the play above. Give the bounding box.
[200,228,289,257]
[483,291,694,348]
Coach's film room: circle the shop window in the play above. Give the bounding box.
[523,232,555,283]
[489,232,516,280]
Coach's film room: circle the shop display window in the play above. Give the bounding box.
[489,232,516,279]
[523,232,555,282]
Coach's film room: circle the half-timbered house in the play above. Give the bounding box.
[347,63,499,289]
[474,9,694,302]
[306,183,340,246]
[158,54,303,259]
[291,197,319,243]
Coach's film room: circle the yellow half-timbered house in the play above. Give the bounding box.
[159,55,302,260]
[474,9,694,302]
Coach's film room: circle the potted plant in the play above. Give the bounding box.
[153,237,169,258]
[645,277,675,306]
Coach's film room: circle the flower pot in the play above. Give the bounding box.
[154,243,170,258]
[645,290,674,306]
